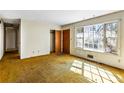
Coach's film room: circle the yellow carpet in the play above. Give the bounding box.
[0,51,124,83]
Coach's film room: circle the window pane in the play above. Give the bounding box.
[84,25,93,49]
[84,23,104,52]
[105,22,118,54]
[75,27,83,48]
[94,24,104,51]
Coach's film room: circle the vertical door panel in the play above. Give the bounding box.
[55,31,61,54]
[63,29,70,54]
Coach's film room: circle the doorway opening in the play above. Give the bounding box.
[50,30,55,53]
[3,19,21,59]
[50,29,70,55]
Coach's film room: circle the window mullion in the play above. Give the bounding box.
[82,27,84,49]
[93,26,95,50]
[104,24,106,52]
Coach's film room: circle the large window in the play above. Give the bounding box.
[75,21,119,54]
[84,24,104,52]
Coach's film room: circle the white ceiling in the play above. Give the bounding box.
[0,10,118,25]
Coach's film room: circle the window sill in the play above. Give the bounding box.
[84,48,119,56]
[83,48,104,53]
[75,47,83,50]
[75,47,119,57]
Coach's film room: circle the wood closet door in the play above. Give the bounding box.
[63,29,70,54]
[55,31,61,54]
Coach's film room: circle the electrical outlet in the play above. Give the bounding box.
[32,51,34,54]
[38,50,40,53]
[118,59,120,63]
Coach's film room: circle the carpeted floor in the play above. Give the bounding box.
[0,51,124,83]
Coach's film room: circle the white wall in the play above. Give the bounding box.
[20,19,60,59]
[62,11,124,69]
[0,19,4,60]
